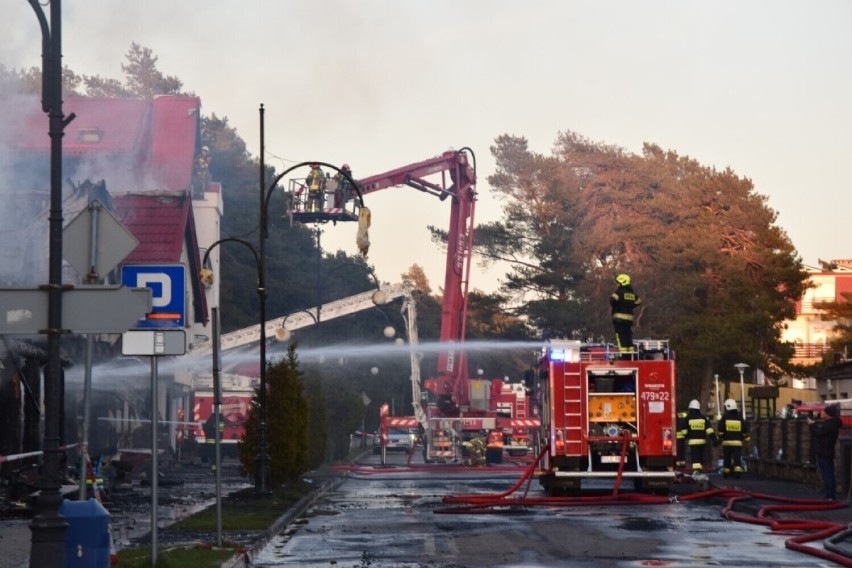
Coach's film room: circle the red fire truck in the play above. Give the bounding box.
[191,389,253,456]
[537,339,677,494]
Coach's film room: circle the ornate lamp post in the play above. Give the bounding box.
[734,363,749,421]
[201,238,269,494]
[256,103,365,492]
[26,1,77,565]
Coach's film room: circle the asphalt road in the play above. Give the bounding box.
[251,451,832,567]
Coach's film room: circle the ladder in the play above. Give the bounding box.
[561,365,584,455]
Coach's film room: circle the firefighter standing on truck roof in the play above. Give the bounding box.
[717,398,749,478]
[610,273,641,353]
[684,399,714,473]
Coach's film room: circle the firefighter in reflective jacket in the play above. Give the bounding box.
[610,273,641,352]
[684,399,714,472]
[306,163,326,212]
[716,398,749,478]
[675,409,688,468]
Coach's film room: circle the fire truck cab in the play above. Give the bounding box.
[538,339,677,494]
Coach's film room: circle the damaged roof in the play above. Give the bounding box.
[8,95,201,192]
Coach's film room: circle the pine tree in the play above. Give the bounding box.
[239,345,309,484]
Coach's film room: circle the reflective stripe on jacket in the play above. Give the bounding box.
[717,411,748,447]
[610,286,641,322]
[687,415,714,446]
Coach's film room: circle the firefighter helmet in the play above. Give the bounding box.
[688,399,700,410]
[724,398,738,411]
[615,273,631,286]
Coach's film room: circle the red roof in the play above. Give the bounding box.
[112,192,208,324]
[112,193,190,263]
[9,95,200,192]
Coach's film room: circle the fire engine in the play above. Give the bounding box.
[191,382,253,456]
[186,282,416,450]
[293,149,539,462]
[537,339,677,494]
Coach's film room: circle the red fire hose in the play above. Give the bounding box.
[434,433,852,566]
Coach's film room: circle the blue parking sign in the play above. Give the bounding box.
[121,264,186,328]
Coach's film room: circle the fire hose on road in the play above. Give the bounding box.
[433,431,852,567]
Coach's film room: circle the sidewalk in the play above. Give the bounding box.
[0,520,31,568]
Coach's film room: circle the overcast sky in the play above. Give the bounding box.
[4,1,851,295]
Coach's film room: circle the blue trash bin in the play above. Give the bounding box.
[59,498,111,568]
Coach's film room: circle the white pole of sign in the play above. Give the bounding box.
[150,355,159,567]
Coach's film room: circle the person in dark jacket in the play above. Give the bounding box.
[610,273,641,352]
[808,403,843,500]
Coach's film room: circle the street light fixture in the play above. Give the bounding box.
[275,306,395,343]
[734,363,749,420]
[372,306,397,340]
[274,309,318,343]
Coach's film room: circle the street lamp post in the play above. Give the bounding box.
[26,1,77,565]
[201,238,269,494]
[256,103,366,489]
[734,363,749,420]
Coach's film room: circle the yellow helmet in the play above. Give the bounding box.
[615,273,631,286]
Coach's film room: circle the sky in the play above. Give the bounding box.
[3,0,851,295]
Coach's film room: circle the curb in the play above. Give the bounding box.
[222,475,344,568]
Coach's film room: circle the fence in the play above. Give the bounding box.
[743,417,852,497]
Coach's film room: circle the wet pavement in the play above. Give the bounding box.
[2,453,851,567]
[249,453,852,567]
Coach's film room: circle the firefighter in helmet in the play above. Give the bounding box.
[610,273,641,353]
[685,399,714,473]
[306,163,326,212]
[333,164,354,208]
[193,146,211,197]
[716,398,749,478]
[203,413,225,472]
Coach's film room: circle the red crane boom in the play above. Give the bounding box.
[357,149,477,413]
